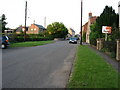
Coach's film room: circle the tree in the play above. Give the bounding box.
[90,22,100,45]
[47,22,68,38]
[1,14,7,33]
[82,32,86,42]
[90,6,119,45]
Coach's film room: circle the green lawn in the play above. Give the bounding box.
[10,40,54,47]
[67,45,120,88]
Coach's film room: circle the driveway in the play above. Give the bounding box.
[2,41,78,88]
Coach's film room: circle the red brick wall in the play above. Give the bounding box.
[27,24,39,34]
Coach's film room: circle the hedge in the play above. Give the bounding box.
[9,34,54,43]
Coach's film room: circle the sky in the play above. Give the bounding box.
[0,0,119,34]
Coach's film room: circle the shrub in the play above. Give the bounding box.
[82,32,86,42]
[103,41,116,52]
[9,33,54,43]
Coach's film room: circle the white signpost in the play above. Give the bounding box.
[102,26,112,41]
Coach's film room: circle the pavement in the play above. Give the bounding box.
[2,41,78,88]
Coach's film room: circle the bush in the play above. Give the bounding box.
[9,33,54,43]
[111,51,116,58]
[102,41,117,58]
[103,41,116,52]
[90,32,98,46]
[82,32,86,42]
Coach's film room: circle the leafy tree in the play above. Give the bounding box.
[90,22,100,45]
[1,14,7,33]
[90,6,119,45]
[82,32,86,42]
[47,22,68,38]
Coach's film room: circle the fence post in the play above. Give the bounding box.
[116,39,120,61]
[96,38,104,50]
[100,38,104,50]
[96,39,100,50]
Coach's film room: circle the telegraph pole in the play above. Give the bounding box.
[24,1,27,41]
[80,0,83,45]
[44,17,46,28]
[118,1,120,32]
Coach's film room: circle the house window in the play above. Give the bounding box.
[34,28,36,31]
[22,28,25,32]
[31,29,33,31]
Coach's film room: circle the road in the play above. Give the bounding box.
[2,41,78,88]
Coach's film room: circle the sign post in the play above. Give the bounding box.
[102,26,112,41]
[105,33,108,41]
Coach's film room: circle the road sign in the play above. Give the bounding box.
[102,26,112,34]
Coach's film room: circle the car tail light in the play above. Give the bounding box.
[6,40,9,42]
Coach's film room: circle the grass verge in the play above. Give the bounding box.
[67,45,120,88]
[10,40,54,47]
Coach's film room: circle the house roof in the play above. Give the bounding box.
[15,26,22,32]
[15,26,28,32]
[69,28,75,32]
[34,24,45,29]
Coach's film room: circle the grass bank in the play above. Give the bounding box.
[10,40,54,47]
[67,45,120,88]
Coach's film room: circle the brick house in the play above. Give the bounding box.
[68,28,75,37]
[82,22,88,36]
[27,24,46,34]
[15,24,45,34]
[82,12,97,43]
[15,25,28,34]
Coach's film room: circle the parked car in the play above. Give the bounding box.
[76,37,80,40]
[69,37,77,44]
[66,37,70,40]
[1,36,10,49]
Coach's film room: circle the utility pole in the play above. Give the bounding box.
[24,1,27,41]
[34,20,35,24]
[80,0,83,45]
[44,17,46,28]
[118,1,120,31]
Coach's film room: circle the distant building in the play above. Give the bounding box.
[15,24,46,34]
[82,12,97,43]
[27,24,46,34]
[15,25,23,34]
[15,25,28,34]
[68,28,75,37]
[4,29,14,34]
[118,1,120,30]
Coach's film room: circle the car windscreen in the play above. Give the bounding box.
[70,38,77,40]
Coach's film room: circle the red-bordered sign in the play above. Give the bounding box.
[102,26,112,34]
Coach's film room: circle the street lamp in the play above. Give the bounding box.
[80,0,83,45]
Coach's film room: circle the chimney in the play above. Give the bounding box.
[89,12,92,18]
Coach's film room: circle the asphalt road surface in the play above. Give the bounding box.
[2,41,78,88]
